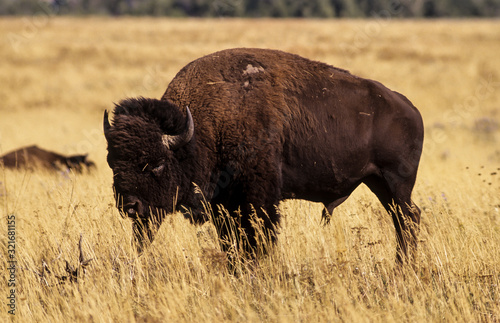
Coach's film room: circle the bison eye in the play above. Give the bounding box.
[152,164,165,177]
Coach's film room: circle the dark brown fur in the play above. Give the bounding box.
[1,145,95,173]
[104,48,424,263]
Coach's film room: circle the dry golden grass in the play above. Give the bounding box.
[1,17,499,322]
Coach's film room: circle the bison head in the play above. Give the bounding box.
[103,98,194,253]
[65,154,96,173]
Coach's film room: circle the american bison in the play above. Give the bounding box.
[104,48,423,264]
[1,145,95,173]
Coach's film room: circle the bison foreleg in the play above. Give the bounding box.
[211,202,280,261]
[244,204,280,257]
[132,217,161,254]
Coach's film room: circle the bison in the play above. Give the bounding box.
[1,145,95,173]
[104,48,423,264]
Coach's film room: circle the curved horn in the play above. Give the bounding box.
[103,110,111,141]
[162,107,194,150]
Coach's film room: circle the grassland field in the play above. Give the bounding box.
[0,17,499,322]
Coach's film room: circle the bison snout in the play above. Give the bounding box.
[122,198,144,218]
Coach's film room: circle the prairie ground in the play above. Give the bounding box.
[0,17,499,322]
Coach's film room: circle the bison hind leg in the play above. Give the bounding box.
[363,173,421,265]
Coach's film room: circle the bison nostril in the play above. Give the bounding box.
[124,200,142,216]
[126,206,137,215]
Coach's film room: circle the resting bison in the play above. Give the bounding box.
[1,145,95,173]
[104,48,423,263]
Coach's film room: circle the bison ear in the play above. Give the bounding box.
[103,110,111,141]
[162,107,194,150]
